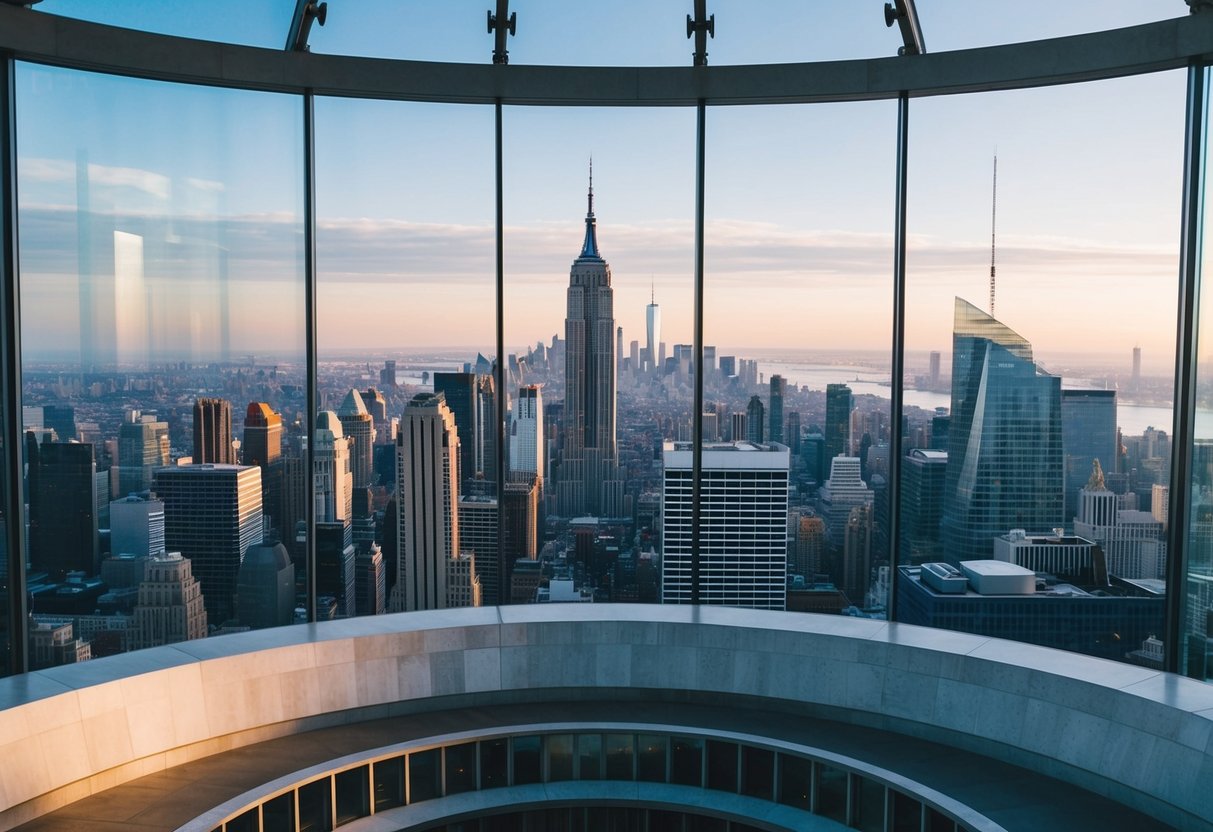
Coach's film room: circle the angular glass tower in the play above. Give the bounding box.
[940,298,1063,563]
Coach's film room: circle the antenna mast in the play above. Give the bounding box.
[989,155,997,318]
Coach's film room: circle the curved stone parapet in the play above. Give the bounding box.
[0,606,1211,831]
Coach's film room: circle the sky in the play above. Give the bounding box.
[14,1,1191,375]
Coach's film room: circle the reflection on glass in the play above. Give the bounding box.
[901,74,1179,668]
[315,98,495,616]
[298,778,333,832]
[740,746,774,800]
[777,753,811,809]
[445,742,477,795]
[16,63,304,665]
[604,734,634,780]
[892,791,923,832]
[852,774,885,832]
[513,735,542,785]
[578,734,603,780]
[1186,67,1213,682]
[372,757,405,811]
[705,103,894,615]
[547,734,574,781]
[636,734,667,783]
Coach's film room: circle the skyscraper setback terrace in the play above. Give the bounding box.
[1,4,1213,831]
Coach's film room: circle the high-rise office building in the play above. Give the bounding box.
[818,456,874,549]
[1073,460,1166,580]
[116,412,169,497]
[940,298,1063,563]
[559,170,624,517]
[338,389,375,490]
[458,495,498,605]
[662,441,789,610]
[380,359,397,388]
[355,543,386,617]
[900,449,947,565]
[390,392,480,612]
[316,521,356,617]
[843,504,874,605]
[792,513,826,579]
[110,494,165,559]
[236,542,295,629]
[745,395,765,443]
[510,385,544,478]
[242,402,285,541]
[43,404,77,443]
[646,287,660,373]
[769,375,785,444]
[434,372,497,488]
[785,411,801,456]
[825,384,852,466]
[1061,389,1117,524]
[929,351,942,390]
[154,464,263,625]
[1131,346,1142,391]
[128,551,207,650]
[314,411,353,525]
[362,387,389,439]
[729,412,747,443]
[193,397,235,464]
[27,437,99,579]
[616,325,624,378]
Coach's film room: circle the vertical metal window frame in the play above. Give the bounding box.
[0,53,25,675]
[691,99,707,605]
[1168,60,1208,677]
[887,92,910,622]
[495,98,506,608]
[304,90,319,623]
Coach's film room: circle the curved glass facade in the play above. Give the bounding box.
[0,7,1210,683]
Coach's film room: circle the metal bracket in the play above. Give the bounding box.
[884,0,925,56]
[488,0,516,65]
[286,0,327,52]
[687,1,714,67]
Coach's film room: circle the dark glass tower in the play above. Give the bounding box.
[27,437,99,579]
[558,166,623,517]
[940,298,1063,563]
[1060,389,1117,524]
[825,383,852,468]
[746,395,765,443]
[769,375,785,444]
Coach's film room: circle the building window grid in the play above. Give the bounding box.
[215,731,976,832]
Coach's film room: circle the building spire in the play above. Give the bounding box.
[578,157,602,261]
[1087,458,1107,491]
[651,279,655,304]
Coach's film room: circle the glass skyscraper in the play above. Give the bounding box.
[940,298,1063,563]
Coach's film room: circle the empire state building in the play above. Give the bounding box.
[558,166,625,517]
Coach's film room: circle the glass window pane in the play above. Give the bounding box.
[503,105,693,606]
[927,807,957,832]
[373,757,405,811]
[636,734,667,783]
[34,0,294,48]
[315,97,495,616]
[901,74,1180,666]
[481,738,509,789]
[1187,65,1213,682]
[706,740,737,793]
[547,734,574,782]
[604,734,634,781]
[851,774,885,832]
[16,63,305,662]
[334,766,369,824]
[815,763,848,823]
[263,792,295,832]
[513,735,542,785]
[298,778,333,832]
[578,734,603,780]
[670,736,703,787]
[740,746,773,800]
[409,748,441,802]
[706,102,895,615]
[892,791,923,832]
[777,754,811,810]
[445,742,478,795]
[225,807,258,832]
